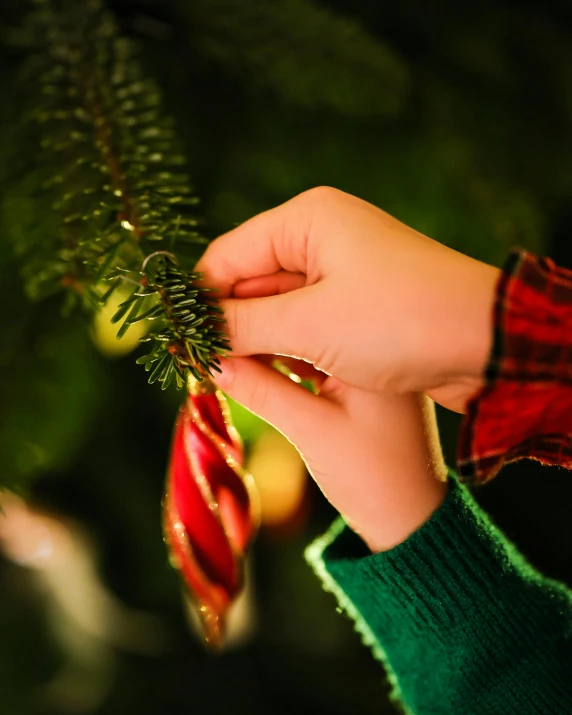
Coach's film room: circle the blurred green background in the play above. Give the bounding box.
[1,0,572,713]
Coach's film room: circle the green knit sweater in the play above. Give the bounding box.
[305,472,572,714]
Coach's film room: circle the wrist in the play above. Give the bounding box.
[339,394,449,553]
[461,260,501,381]
[349,476,448,554]
[431,254,500,392]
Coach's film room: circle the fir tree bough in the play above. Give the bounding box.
[12,0,229,389]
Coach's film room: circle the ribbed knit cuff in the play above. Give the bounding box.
[305,473,572,714]
[307,475,524,634]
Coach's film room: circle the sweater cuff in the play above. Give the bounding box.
[307,475,531,635]
[458,247,572,484]
[305,472,572,711]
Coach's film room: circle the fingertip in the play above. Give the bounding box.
[217,291,310,358]
[194,257,232,297]
[212,356,336,444]
[232,271,307,298]
[213,357,234,391]
[194,200,307,299]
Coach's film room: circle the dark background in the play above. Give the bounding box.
[1,0,572,713]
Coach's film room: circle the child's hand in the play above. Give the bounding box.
[215,355,447,552]
[196,186,500,413]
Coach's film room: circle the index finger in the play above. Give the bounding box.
[194,194,311,297]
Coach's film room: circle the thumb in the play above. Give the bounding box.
[214,356,336,447]
[219,287,316,359]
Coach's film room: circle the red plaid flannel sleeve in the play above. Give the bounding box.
[458,247,572,484]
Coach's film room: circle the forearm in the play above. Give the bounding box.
[307,474,572,714]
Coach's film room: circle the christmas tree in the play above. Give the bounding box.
[1,0,571,713]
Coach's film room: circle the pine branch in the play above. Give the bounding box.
[115,253,228,389]
[12,0,228,386]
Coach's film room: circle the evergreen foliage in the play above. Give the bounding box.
[1,2,572,714]
[0,0,569,494]
[7,0,228,390]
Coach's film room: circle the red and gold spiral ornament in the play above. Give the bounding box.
[163,376,260,648]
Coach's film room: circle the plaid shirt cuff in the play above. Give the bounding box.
[458,247,572,484]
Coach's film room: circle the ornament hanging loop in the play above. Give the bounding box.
[140,250,178,275]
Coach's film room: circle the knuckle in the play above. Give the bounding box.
[298,185,340,207]
[293,187,342,258]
